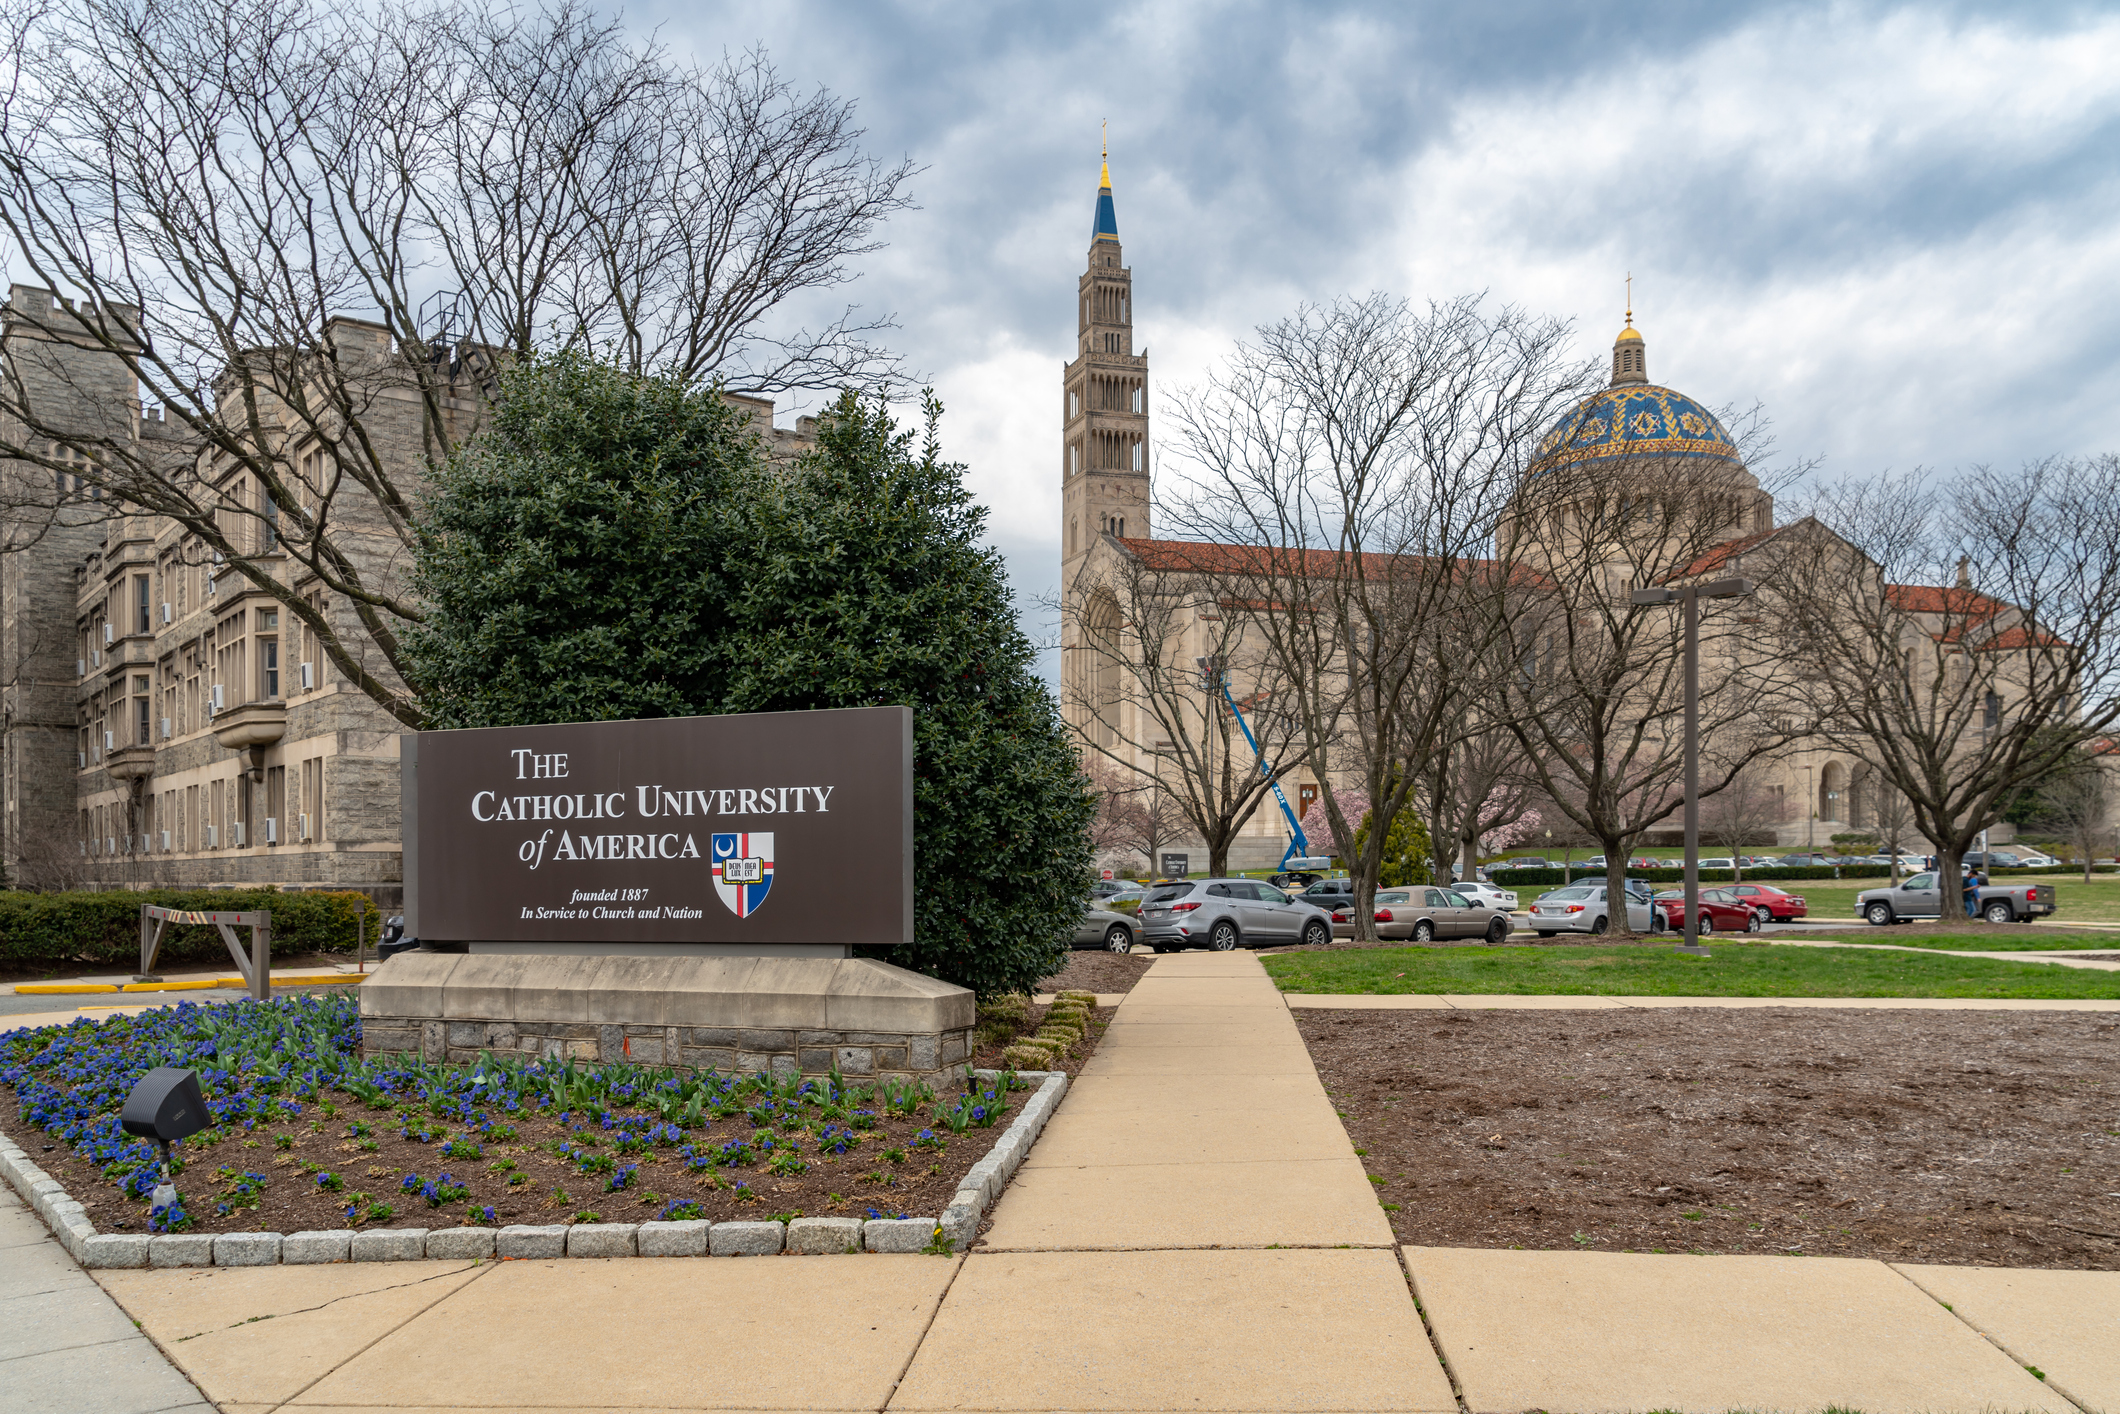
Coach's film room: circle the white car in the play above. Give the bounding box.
[2015,852,2059,868]
[1697,857,1736,870]
[1450,880,1519,912]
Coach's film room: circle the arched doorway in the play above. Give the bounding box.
[1085,589,1122,749]
[1819,760,1848,824]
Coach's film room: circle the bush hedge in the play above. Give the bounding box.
[1486,864,1895,887]
[0,890,381,973]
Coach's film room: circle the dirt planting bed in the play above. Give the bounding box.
[1038,950,1155,995]
[1298,1007,2120,1269]
[3,992,1111,1240]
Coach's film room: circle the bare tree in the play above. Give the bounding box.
[1063,545,1305,876]
[1498,418,1807,933]
[1086,762,1187,878]
[0,0,915,727]
[1699,760,1783,880]
[2027,752,2114,884]
[1763,457,2120,908]
[1164,294,1591,937]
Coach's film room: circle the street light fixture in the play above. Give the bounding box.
[1630,576,1756,955]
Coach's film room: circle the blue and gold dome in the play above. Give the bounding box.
[1532,318,1740,472]
[1534,383,1739,470]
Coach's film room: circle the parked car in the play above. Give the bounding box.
[1090,879,1130,898]
[1720,881,1808,922]
[1961,850,2023,870]
[1101,887,1145,916]
[1650,887,1762,933]
[1854,872,2059,925]
[1334,887,1513,944]
[1527,884,1663,936]
[1299,878,1356,909]
[1696,857,1737,871]
[1137,878,1334,951]
[1450,880,1519,913]
[1777,853,1853,869]
[1073,907,1140,952]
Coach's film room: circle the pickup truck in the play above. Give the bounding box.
[1853,871,2058,926]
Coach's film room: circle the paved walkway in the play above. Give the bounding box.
[6,956,2116,1412]
[1288,991,2120,1009]
[0,1186,213,1414]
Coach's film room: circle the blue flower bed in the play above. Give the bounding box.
[1,994,1029,1235]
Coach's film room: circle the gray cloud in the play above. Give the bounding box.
[628,0,2120,668]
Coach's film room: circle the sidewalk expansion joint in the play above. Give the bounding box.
[263,1256,499,1412]
[879,1248,966,1413]
[0,1331,144,1366]
[1395,1244,1470,1414]
[1886,1263,2097,1414]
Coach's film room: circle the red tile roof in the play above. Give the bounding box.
[1672,527,1780,580]
[1884,583,2008,618]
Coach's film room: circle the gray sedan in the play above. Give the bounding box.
[1072,907,1139,952]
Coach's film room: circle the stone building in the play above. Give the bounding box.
[1058,180,2054,868]
[1,284,814,900]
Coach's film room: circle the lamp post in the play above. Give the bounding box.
[1631,576,1756,955]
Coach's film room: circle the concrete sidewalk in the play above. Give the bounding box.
[1287,991,2120,1009]
[12,953,2113,1413]
[0,1186,213,1414]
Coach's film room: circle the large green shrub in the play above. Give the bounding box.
[0,890,380,972]
[408,362,1094,998]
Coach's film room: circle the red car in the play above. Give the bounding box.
[1722,882,1808,923]
[1650,887,1762,934]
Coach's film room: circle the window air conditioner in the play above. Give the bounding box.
[78,840,86,855]
[232,821,246,847]
[161,602,172,624]
[159,829,171,851]
[139,834,149,853]
[206,824,218,848]
[264,816,278,844]
[160,717,171,739]
[103,730,114,752]
[299,812,312,841]
[91,649,100,667]
[104,623,114,645]
[76,658,84,677]
[76,751,86,768]
[211,684,224,711]
[92,745,101,762]
[300,662,315,690]
[105,836,115,854]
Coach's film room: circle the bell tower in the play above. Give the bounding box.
[1061,144,1150,575]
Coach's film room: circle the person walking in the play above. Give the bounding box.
[1963,870,1983,918]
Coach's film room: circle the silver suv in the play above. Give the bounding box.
[1138,878,1333,951]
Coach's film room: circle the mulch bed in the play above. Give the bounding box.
[1298,1007,2120,1269]
[1038,950,1155,995]
[5,997,1111,1240]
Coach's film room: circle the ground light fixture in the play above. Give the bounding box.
[121,1066,208,1209]
[1629,577,1756,955]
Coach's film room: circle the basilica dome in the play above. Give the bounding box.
[1532,319,1741,473]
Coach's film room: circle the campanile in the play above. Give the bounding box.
[1060,149,1150,578]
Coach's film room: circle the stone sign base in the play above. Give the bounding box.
[359,952,975,1081]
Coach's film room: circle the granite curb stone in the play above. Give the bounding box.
[637,1219,710,1256]
[709,1220,785,1256]
[497,1223,568,1259]
[282,1229,355,1264]
[424,1226,496,1260]
[863,1217,935,1253]
[351,1227,428,1261]
[80,1232,151,1268]
[787,1216,864,1254]
[213,1231,283,1266]
[149,1233,214,1267]
[566,1222,639,1258]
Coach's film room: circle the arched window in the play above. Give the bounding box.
[1132,440,1143,472]
[1069,518,1076,554]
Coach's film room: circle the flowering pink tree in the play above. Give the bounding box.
[1299,787,1368,858]
[1481,806,1542,854]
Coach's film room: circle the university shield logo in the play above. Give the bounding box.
[711,833,774,918]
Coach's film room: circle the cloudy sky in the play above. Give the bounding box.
[633,0,2120,657]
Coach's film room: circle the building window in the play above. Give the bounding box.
[133,676,150,746]
[258,612,280,700]
[135,576,150,635]
[1132,440,1143,472]
[1984,690,2001,732]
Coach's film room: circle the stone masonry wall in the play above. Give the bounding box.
[362,1016,974,1084]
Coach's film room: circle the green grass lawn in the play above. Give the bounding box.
[1260,941,2120,999]
[1795,931,2120,951]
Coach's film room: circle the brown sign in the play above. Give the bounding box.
[403,707,912,945]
